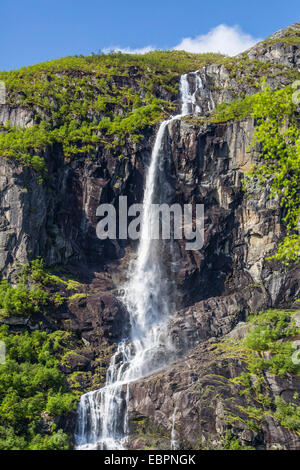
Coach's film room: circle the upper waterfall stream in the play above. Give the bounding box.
[75,72,203,450]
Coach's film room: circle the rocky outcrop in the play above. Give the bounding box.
[162,117,299,310]
[0,25,299,450]
[185,62,297,116]
[128,333,300,450]
[0,105,34,128]
[0,134,153,278]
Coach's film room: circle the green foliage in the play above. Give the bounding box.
[27,429,70,450]
[0,280,49,317]
[243,309,300,377]
[260,24,300,47]
[68,293,87,300]
[221,429,255,450]
[0,260,86,449]
[23,257,65,285]
[0,50,224,170]
[244,309,297,350]
[209,95,255,123]
[276,36,300,45]
[0,426,27,450]
[219,309,300,437]
[0,325,78,449]
[0,258,81,319]
[46,393,77,416]
[0,121,51,172]
[17,258,85,307]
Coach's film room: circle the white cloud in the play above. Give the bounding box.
[101,25,261,57]
[173,24,261,56]
[101,45,155,55]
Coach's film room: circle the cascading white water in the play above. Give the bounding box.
[170,392,182,450]
[75,72,203,450]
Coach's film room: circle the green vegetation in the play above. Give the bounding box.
[249,84,300,264]
[221,429,255,450]
[242,309,299,377]
[0,51,223,171]
[0,326,79,449]
[237,309,299,377]
[260,24,300,47]
[273,36,300,45]
[209,94,255,123]
[273,396,300,432]
[209,83,300,264]
[0,41,299,261]
[0,122,50,173]
[218,309,300,436]
[222,56,300,91]
[0,258,86,319]
[0,50,299,263]
[24,258,83,290]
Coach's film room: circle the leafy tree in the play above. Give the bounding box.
[210,83,300,264]
[0,325,78,449]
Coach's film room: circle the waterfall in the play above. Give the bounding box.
[170,392,182,450]
[75,72,203,450]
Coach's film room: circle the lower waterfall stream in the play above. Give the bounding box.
[75,71,203,450]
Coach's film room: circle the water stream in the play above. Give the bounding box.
[75,71,202,450]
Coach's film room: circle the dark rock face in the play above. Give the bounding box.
[0,138,152,278]
[0,26,299,450]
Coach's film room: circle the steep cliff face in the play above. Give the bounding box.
[0,25,299,450]
[125,116,299,451]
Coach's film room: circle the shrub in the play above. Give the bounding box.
[211,83,300,264]
[0,326,78,449]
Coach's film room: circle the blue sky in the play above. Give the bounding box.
[1,0,299,70]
